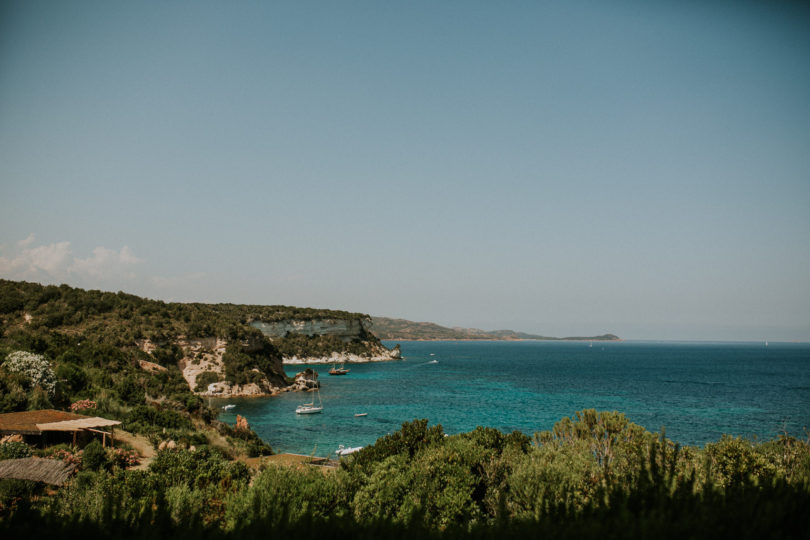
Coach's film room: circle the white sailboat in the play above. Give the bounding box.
[295,388,323,414]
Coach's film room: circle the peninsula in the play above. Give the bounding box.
[371,316,619,342]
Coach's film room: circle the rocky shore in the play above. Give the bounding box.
[283,344,401,365]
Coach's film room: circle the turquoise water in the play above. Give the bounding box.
[215,340,810,457]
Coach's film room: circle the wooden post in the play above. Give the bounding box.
[72,431,77,448]
[102,432,106,448]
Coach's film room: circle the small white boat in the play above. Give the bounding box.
[295,404,323,414]
[222,404,236,411]
[336,445,363,456]
[296,389,323,414]
[354,413,368,417]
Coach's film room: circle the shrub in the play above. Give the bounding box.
[148,447,249,491]
[224,464,339,530]
[110,448,140,469]
[194,371,220,393]
[350,419,445,471]
[125,405,192,432]
[82,440,109,472]
[2,351,56,396]
[70,399,97,412]
[57,363,89,394]
[116,375,145,405]
[0,441,32,460]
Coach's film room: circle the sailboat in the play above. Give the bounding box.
[329,361,350,375]
[295,388,323,414]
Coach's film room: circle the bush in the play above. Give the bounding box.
[82,440,109,472]
[350,419,445,472]
[194,371,220,393]
[56,363,89,394]
[125,405,192,432]
[0,441,32,460]
[148,447,249,491]
[2,351,56,396]
[0,479,39,510]
[115,375,145,405]
[224,464,339,530]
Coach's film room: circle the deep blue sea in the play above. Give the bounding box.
[215,340,810,457]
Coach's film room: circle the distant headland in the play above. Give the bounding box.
[370,316,620,342]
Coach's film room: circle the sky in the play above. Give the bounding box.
[1,1,809,341]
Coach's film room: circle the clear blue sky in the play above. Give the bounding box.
[1,1,809,340]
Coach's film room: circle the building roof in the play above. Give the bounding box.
[0,457,77,485]
[0,409,119,435]
[36,417,121,431]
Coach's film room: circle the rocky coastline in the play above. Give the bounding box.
[283,344,401,365]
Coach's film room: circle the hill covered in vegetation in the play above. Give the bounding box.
[371,316,619,341]
[0,280,396,398]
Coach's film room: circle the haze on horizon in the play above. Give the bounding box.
[1,1,809,342]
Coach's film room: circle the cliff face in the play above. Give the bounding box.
[251,317,401,364]
[250,318,369,341]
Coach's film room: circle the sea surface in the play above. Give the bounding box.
[215,340,810,457]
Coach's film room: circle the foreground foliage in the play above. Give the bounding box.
[2,413,808,539]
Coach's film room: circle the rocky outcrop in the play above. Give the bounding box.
[289,368,320,391]
[138,359,167,374]
[157,337,287,398]
[204,380,281,398]
[251,318,370,341]
[174,337,228,394]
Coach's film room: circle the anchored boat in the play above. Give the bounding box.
[295,389,323,414]
[329,362,350,376]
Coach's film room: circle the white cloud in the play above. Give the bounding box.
[70,246,142,279]
[26,242,73,275]
[17,233,36,248]
[0,236,142,283]
[0,241,72,278]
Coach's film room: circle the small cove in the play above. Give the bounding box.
[215,340,810,457]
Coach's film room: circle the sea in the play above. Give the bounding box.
[214,340,810,457]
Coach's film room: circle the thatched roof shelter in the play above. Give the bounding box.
[36,417,121,431]
[0,410,120,436]
[0,457,77,485]
[0,410,88,435]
